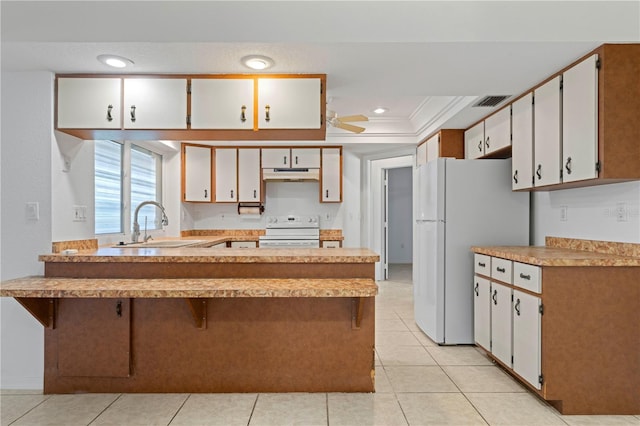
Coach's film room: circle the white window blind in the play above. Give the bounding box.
[94,140,123,234]
[130,145,162,229]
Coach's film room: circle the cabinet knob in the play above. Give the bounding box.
[513,170,518,184]
[536,164,542,180]
[265,104,271,122]
[106,104,113,122]
[130,105,136,123]
[565,157,572,175]
[240,105,247,123]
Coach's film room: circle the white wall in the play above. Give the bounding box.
[388,167,413,263]
[531,181,640,245]
[1,71,53,389]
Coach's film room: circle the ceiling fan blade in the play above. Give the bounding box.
[335,122,366,133]
[337,114,369,123]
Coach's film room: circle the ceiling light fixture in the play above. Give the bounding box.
[372,107,388,114]
[241,55,274,70]
[97,54,134,69]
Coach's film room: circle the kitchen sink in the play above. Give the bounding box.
[113,240,209,248]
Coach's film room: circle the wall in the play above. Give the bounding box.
[531,181,640,244]
[1,71,53,389]
[388,167,413,263]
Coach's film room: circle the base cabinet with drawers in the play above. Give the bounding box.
[472,250,639,415]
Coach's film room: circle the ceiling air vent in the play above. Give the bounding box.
[473,95,511,107]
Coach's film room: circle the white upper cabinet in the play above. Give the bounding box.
[533,76,562,187]
[238,149,261,202]
[183,145,212,202]
[123,78,187,129]
[562,54,599,183]
[261,148,291,168]
[464,122,485,159]
[291,148,320,168]
[257,78,321,129]
[214,148,237,202]
[190,78,254,129]
[321,148,341,202]
[57,78,122,129]
[416,141,427,167]
[425,133,440,163]
[483,106,511,156]
[511,93,534,190]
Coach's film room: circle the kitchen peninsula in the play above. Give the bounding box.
[0,242,379,394]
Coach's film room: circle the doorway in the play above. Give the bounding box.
[385,167,413,282]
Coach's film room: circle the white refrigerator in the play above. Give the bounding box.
[414,158,529,344]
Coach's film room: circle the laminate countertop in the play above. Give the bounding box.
[39,247,380,264]
[0,276,378,298]
[472,237,640,267]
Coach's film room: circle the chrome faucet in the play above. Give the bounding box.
[132,201,169,243]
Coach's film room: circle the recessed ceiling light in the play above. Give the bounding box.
[97,54,134,69]
[241,55,274,70]
[372,107,388,114]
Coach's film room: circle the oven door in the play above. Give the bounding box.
[258,239,320,248]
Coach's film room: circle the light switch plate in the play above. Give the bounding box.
[26,202,39,220]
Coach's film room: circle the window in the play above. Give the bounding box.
[94,141,163,235]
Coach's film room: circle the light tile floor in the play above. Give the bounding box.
[2,264,639,425]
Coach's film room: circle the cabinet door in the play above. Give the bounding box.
[511,93,534,190]
[238,148,261,202]
[261,148,290,168]
[123,78,187,129]
[562,54,599,183]
[190,78,254,129]
[183,145,212,202]
[291,148,320,168]
[490,282,512,367]
[416,142,427,166]
[533,76,562,186]
[474,276,491,351]
[57,78,122,129]
[257,78,321,129]
[215,148,237,202]
[321,148,342,202]
[464,122,485,159]
[425,133,440,162]
[484,106,511,155]
[513,290,542,390]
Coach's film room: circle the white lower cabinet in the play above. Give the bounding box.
[490,282,513,367]
[230,241,257,248]
[473,276,491,351]
[512,289,542,390]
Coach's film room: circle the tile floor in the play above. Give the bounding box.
[2,264,639,425]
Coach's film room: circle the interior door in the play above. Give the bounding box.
[382,169,389,280]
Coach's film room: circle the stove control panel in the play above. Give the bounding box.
[265,215,319,229]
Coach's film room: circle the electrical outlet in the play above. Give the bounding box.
[616,203,628,222]
[560,206,568,222]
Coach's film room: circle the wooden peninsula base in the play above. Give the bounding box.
[1,247,380,394]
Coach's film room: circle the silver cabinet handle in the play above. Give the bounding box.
[240,105,247,122]
[130,105,136,122]
[107,104,113,122]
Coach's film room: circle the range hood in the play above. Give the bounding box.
[262,168,320,182]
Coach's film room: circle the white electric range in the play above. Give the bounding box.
[258,215,320,248]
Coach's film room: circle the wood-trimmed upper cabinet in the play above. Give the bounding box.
[238,148,261,202]
[483,106,511,156]
[190,78,254,130]
[123,78,187,129]
[511,93,534,190]
[464,122,485,159]
[257,78,322,129]
[57,77,122,129]
[214,148,237,202]
[321,148,342,203]
[182,144,212,202]
[417,129,465,166]
[533,76,562,187]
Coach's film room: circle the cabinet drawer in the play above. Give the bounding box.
[513,262,541,293]
[230,241,256,248]
[491,257,513,284]
[322,241,341,248]
[474,254,491,276]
